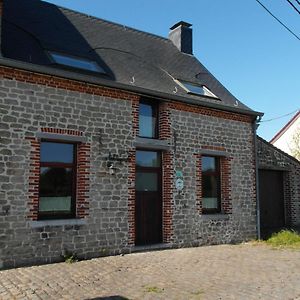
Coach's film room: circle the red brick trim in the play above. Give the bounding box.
[127,149,174,245]
[132,98,139,137]
[220,157,233,214]
[127,98,140,245]
[168,102,252,123]
[1,66,251,123]
[26,137,40,220]
[76,142,91,218]
[202,145,226,152]
[195,154,202,212]
[160,102,174,243]
[41,128,83,136]
[128,100,174,245]
[162,151,174,243]
[0,66,139,101]
[159,102,172,140]
[127,150,136,245]
[26,128,90,220]
[195,153,232,214]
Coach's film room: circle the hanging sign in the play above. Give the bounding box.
[175,170,184,191]
[175,178,184,191]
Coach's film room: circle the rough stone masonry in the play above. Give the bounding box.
[0,70,257,269]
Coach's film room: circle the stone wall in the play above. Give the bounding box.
[0,77,139,269]
[257,137,300,226]
[0,71,258,269]
[168,105,256,246]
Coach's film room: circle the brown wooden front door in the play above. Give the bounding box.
[259,169,285,239]
[135,150,162,245]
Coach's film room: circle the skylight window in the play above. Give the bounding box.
[49,52,105,73]
[177,80,217,98]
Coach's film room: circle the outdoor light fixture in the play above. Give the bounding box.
[105,151,129,175]
[107,161,115,175]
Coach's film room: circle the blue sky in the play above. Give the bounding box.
[46,0,300,141]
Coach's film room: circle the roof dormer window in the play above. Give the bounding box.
[49,51,105,74]
[177,80,217,98]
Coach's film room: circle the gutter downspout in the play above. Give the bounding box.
[253,116,262,240]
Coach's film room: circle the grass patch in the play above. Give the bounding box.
[144,285,164,293]
[62,251,78,264]
[266,230,300,249]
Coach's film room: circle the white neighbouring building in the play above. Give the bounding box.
[271,111,300,161]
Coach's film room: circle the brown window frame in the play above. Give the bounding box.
[138,99,159,139]
[38,140,77,220]
[201,156,221,214]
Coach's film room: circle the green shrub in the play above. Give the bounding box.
[266,230,300,248]
[144,286,164,294]
[62,251,78,263]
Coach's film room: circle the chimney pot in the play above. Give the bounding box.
[169,21,193,55]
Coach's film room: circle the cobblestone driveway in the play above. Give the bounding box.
[0,244,300,300]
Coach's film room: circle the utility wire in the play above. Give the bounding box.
[255,0,300,41]
[286,0,300,14]
[259,109,300,123]
[295,0,300,6]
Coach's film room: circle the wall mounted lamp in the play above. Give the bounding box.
[106,161,116,175]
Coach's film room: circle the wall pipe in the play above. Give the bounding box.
[254,116,262,240]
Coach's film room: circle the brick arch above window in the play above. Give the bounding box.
[195,150,232,215]
[26,128,90,221]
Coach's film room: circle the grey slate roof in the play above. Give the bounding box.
[1,0,262,117]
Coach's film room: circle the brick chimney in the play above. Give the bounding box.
[169,21,193,55]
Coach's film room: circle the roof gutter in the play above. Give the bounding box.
[0,57,264,118]
[253,116,262,240]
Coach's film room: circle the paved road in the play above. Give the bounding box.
[0,244,300,300]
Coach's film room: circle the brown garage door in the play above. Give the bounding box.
[259,169,285,239]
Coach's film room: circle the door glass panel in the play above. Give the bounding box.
[136,172,158,191]
[136,151,160,167]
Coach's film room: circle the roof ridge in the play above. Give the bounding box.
[43,0,171,43]
[270,110,300,143]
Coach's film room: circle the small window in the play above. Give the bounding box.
[201,156,221,214]
[39,141,76,219]
[139,100,158,139]
[49,51,105,73]
[177,80,217,98]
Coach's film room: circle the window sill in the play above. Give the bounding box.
[200,214,230,221]
[29,218,87,228]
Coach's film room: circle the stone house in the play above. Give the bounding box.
[1,0,292,269]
